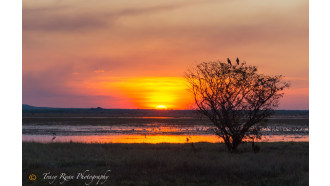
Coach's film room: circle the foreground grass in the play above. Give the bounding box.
[23,142,308,186]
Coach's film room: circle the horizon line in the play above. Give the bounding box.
[22,104,309,111]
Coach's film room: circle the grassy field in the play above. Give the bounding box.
[23,142,308,186]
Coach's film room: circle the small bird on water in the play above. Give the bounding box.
[52,133,56,141]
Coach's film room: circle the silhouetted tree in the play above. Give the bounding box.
[185,59,289,152]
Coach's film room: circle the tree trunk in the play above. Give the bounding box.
[224,136,241,153]
[231,140,240,152]
[224,141,232,152]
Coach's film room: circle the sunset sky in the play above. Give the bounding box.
[23,0,308,110]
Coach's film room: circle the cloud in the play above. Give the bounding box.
[22,0,308,109]
[23,13,111,32]
[93,70,105,73]
[23,0,217,32]
[22,66,128,108]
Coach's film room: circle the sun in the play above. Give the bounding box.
[155,105,167,110]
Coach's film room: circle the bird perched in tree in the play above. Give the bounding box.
[236,57,239,65]
[227,58,232,65]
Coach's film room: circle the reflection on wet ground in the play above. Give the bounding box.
[22,120,309,143]
[23,134,308,144]
[22,124,309,135]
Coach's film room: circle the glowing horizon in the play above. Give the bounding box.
[23,0,308,110]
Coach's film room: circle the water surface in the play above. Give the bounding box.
[22,115,308,143]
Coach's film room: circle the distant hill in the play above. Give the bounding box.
[22,104,51,110]
[22,104,35,109]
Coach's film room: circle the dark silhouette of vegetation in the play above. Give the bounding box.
[185,59,289,152]
[23,142,309,185]
[251,138,260,153]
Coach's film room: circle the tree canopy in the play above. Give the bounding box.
[185,59,289,152]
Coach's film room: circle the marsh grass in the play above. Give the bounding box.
[23,142,308,186]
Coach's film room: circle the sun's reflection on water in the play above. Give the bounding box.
[22,134,309,144]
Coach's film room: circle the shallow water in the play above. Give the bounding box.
[22,134,308,143]
[22,121,309,143]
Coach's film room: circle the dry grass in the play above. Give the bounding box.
[23,142,308,186]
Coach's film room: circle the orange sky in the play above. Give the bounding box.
[23,0,309,110]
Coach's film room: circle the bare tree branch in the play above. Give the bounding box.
[185,59,289,152]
